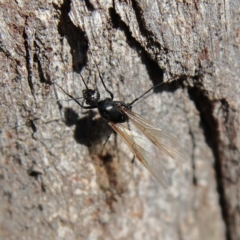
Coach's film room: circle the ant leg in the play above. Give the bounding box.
[95,64,114,100]
[126,120,137,165]
[114,101,132,110]
[55,83,97,109]
[100,128,114,155]
[113,130,120,164]
[128,81,165,106]
[101,129,113,154]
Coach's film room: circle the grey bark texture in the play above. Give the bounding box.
[0,0,240,240]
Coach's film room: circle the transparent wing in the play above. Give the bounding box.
[121,107,189,163]
[109,122,168,188]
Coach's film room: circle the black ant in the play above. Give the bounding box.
[56,65,188,188]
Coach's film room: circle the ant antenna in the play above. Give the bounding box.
[54,83,83,108]
[80,73,89,89]
[55,82,97,109]
[128,81,166,106]
[87,49,114,99]
[95,64,114,100]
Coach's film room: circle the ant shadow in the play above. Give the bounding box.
[64,107,127,206]
[64,107,112,152]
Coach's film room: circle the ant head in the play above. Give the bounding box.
[82,89,100,106]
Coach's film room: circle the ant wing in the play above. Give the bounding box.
[120,108,189,163]
[109,122,168,188]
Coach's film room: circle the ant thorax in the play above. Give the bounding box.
[97,99,128,123]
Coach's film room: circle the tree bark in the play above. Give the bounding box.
[0,0,239,240]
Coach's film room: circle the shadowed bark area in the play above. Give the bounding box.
[0,1,239,240]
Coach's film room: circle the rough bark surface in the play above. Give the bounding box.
[0,1,239,240]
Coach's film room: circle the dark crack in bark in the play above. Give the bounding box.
[188,86,231,240]
[23,24,35,97]
[109,4,164,86]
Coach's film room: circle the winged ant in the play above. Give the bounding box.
[56,65,189,188]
